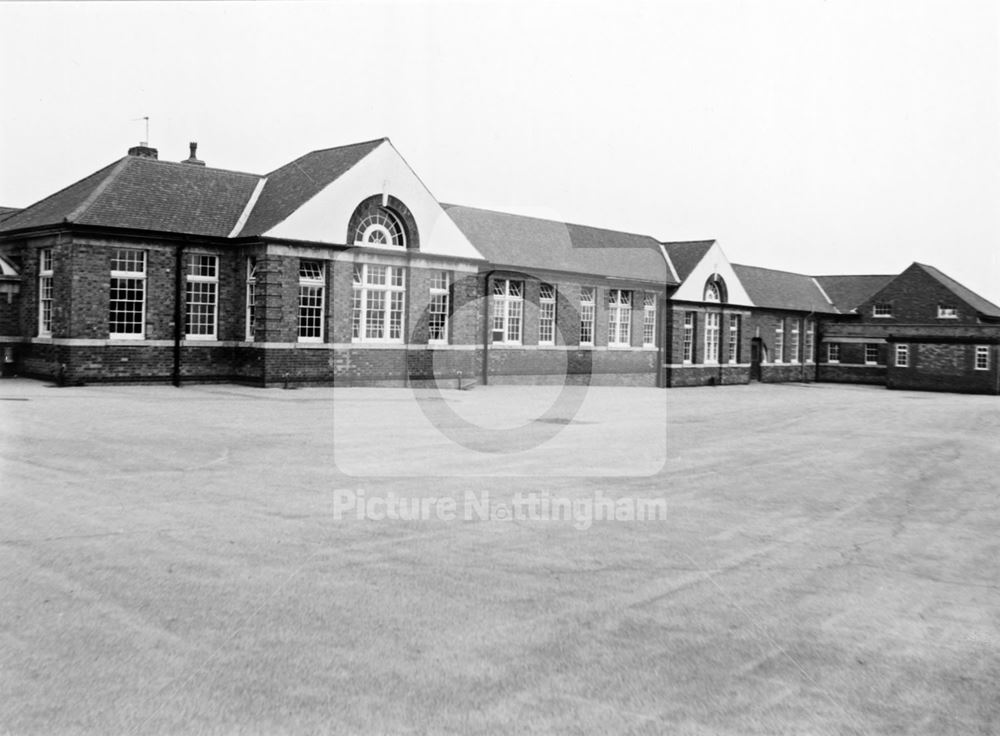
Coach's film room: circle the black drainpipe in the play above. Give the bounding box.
[481,270,497,386]
[172,244,183,387]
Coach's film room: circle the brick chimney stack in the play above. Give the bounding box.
[127,143,158,159]
[182,142,205,166]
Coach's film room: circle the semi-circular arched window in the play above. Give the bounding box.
[704,276,727,303]
[354,208,406,248]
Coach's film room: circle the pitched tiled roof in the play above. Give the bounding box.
[0,206,22,222]
[916,263,1000,318]
[237,139,384,236]
[661,241,714,282]
[442,204,674,284]
[732,264,838,313]
[814,274,895,313]
[0,157,262,237]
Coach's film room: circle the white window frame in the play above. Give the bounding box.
[789,319,800,363]
[937,305,958,319]
[805,320,815,363]
[873,302,893,318]
[975,345,990,371]
[38,248,53,337]
[109,248,146,339]
[642,293,657,348]
[491,279,523,345]
[579,286,595,347]
[539,282,556,346]
[185,253,219,340]
[298,260,326,343]
[864,343,879,365]
[827,343,840,363]
[728,314,739,364]
[428,270,449,344]
[895,344,909,367]
[704,312,720,364]
[352,263,405,343]
[245,257,258,342]
[354,209,406,249]
[774,320,784,363]
[608,289,632,348]
[683,311,695,363]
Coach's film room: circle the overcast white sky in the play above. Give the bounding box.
[1,0,998,301]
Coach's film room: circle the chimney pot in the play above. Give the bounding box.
[182,141,206,166]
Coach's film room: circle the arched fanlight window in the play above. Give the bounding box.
[704,280,721,302]
[354,208,406,248]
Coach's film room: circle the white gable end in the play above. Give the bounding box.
[264,141,486,261]
[671,241,754,306]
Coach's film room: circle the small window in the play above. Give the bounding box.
[109,249,146,338]
[299,260,326,342]
[579,286,595,346]
[428,271,450,344]
[937,306,958,319]
[38,248,53,337]
[491,279,523,344]
[804,320,815,363]
[608,289,631,347]
[704,312,720,364]
[975,345,990,371]
[864,344,879,365]
[774,320,784,363]
[683,311,695,363]
[185,254,219,339]
[827,343,840,363]
[539,283,556,345]
[728,314,740,364]
[789,319,800,363]
[246,257,258,342]
[642,293,656,347]
[895,344,909,367]
[873,302,893,317]
[704,282,721,302]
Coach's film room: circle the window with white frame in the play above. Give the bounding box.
[975,345,990,371]
[790,319,800,363]
[491,279,523,344]
[608,289,632,347]
[539,283,556,345]
[352,263,404,342]
[185,254,219,339]
[895,344,909,367]
[109,249,146,338]
[683,311,695,363]
[774,320,784,363]
[38,248,53,336]
[704,281,721,302]
[805,320,815,363]
[728,314,740,364]
[873,302,893,317]
[428,270,449,343]
[827,342,840,363]
[704,312,720,363]
[298,260,326,342]
[937,305,958,319]
[246,257,258,341]
[354,208,406,248]
[579,287,595,346]
[642,293,656,347]
[864,343,879,365]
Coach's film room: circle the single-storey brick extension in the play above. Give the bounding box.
[1,138,998,393]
